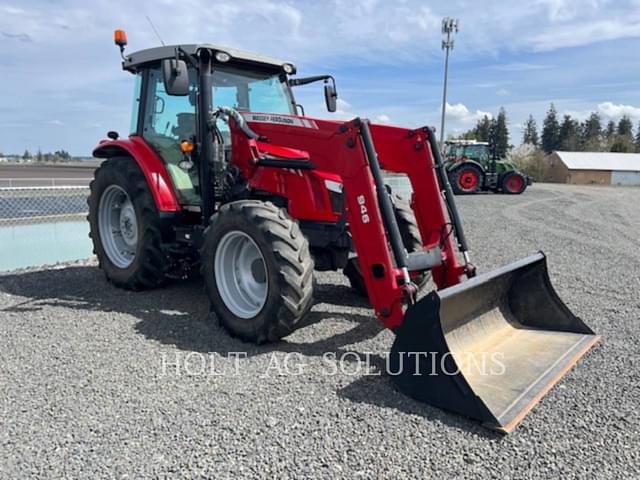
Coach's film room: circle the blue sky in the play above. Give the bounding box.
[1,0,640,156]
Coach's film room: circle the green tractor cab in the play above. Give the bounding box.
[443,140,531,194]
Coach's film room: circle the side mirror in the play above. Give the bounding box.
[324,82,337,112]
[162,58,189,96]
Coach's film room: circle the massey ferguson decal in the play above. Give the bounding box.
[242,113,319,129]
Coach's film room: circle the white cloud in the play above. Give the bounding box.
[528,19,640,51]
[0,5,27,15]
[445,103,492,125]
[493,62,550,72]
[376,114,391,124]
[597,101,640,121]
[538,0,603,22]
[334,98,355,119]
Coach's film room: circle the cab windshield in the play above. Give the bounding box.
[462,144,490,160]
[212,67,294,116]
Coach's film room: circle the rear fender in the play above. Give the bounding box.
[452,159,485,175]
[93,136,181,212]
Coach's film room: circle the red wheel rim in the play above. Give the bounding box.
[458,170,479,191]
[506,176,524,193]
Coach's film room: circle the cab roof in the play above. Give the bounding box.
[122,44,294,73]
[445,140,489,146]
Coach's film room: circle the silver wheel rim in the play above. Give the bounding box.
[214,231,268,319]
[98,185,138,269]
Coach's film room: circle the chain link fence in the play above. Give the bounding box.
[0,186,90,225]
[0,185,94,271]
[0,177,92,188]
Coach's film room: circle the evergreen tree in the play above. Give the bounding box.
[474,115,492,142]
[617,115,634,137]
[522,115,539,146]
[541,103,560,153]
[488,107,510,158]
[54,149,71,161]
[22,149,31,160]
[608,117,634,152]
[558,115,581,151]
[461,129,476,140]
[605,120,616,139]
[635,122,640,153]
[582,112,603,151]
[450,129,476,141]
[36,148,43,162]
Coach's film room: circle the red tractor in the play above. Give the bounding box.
[88,31,599,432]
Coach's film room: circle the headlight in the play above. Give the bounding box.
[215,51,231,63]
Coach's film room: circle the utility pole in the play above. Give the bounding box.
[439,17,459,149]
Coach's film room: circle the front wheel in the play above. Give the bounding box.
[201,200,315,344]
[501,171,528,194]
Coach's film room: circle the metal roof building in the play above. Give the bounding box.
[545,151,640,185]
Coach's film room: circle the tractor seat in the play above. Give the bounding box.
[172,113,196,140]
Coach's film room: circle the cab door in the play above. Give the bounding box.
[141,66,200,205]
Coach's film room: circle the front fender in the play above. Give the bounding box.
[93,136,181,212]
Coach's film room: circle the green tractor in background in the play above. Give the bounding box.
[443,140,531,194]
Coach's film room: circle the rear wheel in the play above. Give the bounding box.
[344,195,428,297]
[450,164,483,194]
[201,200,315,344]
[88,157,167,289]
[501,171,527,194]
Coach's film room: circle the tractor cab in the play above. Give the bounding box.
[122,44,297,205]
[119,41,337,207]
[444,140,491,164]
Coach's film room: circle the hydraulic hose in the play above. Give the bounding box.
[212,107,267,141]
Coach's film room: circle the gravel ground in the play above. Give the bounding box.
[1,183,639,478]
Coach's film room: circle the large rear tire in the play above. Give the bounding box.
[201,200,315,344]
[88,157,167,290]
[450,164,483,194]
[344,195,428,297]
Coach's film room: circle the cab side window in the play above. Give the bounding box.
[142,67,197,143]
[142,66,200,205]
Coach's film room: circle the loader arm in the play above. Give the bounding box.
[227,111,599,433]
[228,114,467,329]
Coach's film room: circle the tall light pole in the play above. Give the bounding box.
[439,17,459,149]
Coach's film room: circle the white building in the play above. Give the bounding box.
[546,151,640,185]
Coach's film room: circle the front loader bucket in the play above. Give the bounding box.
[390,253,600,433]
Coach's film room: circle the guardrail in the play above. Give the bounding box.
[0,186,90,225]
